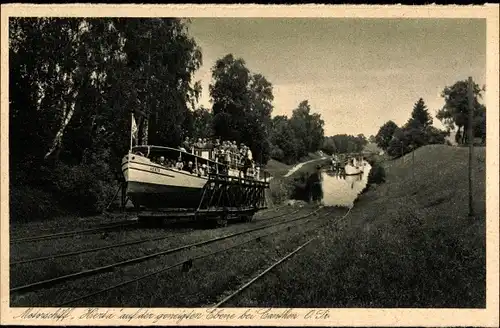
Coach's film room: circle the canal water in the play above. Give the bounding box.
[320,161,372,208]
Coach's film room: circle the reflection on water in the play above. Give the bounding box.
[321,161,372,208]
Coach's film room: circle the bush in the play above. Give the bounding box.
[51,161,117,215]
[10,186,65,222]
[368,162,386,185]
[270,146,285,162]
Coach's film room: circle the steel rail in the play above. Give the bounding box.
[10,220,138,244]
[10,206,296,245]
[11,208,301,266]
[57,213,328,307]
[213,238,316,308]
[212,206,353,307]
[11,207,322,294]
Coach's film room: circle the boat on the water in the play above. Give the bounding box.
[344,163,362,176]
[344,156,365,176]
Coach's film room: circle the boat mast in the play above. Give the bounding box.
[142,30,152,145]
[129,110,135,152]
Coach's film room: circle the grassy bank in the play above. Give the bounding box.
[231,144,486,308]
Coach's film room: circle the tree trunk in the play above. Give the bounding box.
[44,95,78,160]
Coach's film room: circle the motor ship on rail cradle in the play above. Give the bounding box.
[121,144,271,213]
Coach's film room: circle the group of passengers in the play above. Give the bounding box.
[181,136,254,170]
[152,135,259,179]
[156,156,214,177]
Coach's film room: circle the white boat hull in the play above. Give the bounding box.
[122,154,207,209]
[344,164,363,176]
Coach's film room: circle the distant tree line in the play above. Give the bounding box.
[373,80,486,158]
[320,134,368,155]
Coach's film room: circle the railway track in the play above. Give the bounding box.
[56,207,332,306]
[213,238,316,307]
[10,220,139,244]
[212,206,353,307]
[11,208,301,266]
[10,207,321,294]
[10,205,295,246]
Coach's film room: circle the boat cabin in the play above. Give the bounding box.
[130,145,269,182]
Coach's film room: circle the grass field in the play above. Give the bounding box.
[229,144,487,308]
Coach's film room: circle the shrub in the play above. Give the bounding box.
[270,146,285,162]
[51,161,117,215]
[368,162,386,185]
[10,186,64,222]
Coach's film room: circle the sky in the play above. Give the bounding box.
[188,18,486,136]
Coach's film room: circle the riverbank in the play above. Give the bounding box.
[228,144,487,308]
[266,154,330,206]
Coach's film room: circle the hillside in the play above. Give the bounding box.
[238,144,487,307]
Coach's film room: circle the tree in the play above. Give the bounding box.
[356,134,368,149]
[210,54,250,143]
[436,79,486,144]
[270,115,299,164]
[209,54,273,163]
[386,127,407,157]
[189,106,213,139]
[115,18,202,148]
[9,17,204,216]
[289,100,325,158]
[406,98,433,130]
[425,126,449,145]
[321,136,338,155]
[375,120,399,150]
[368,135,377,143]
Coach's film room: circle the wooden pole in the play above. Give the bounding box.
[412,146,415,184]
[467,76,475,218]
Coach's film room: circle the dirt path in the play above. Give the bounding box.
[284,157,327,177]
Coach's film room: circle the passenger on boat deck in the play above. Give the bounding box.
[194,138,201,148]
[203,138,211,149]
[247,146,253,161]
[159,156,165,165]
[186,161,193,173]
[183,137,192,153]
[175,160,183,170]
[200,163,207,176]
[222,146,229,165]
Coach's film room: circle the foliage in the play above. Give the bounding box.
[209,54,273,163]
[186,106,214,139]
[436,79,486,144]
[9,17,202,220]
[380,98,450,158]
[406,98,433,130]
[322,134,367,155]
[368,163,386,185]
[289,100,325,158]
[375,120,399,150]
[268,102,325,164]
